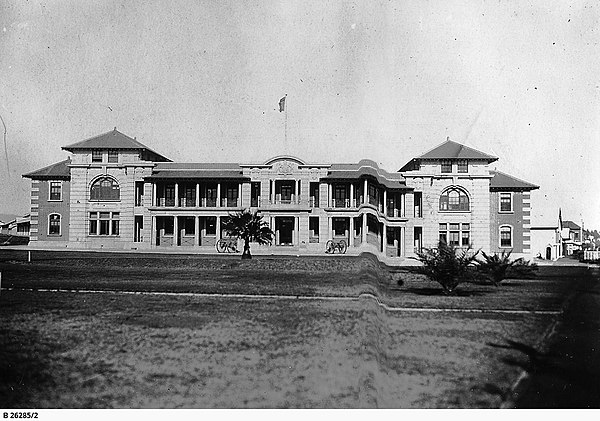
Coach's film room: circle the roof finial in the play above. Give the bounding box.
[447,136,450,141]
[114,127,117,132]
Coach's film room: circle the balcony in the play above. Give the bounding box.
[153,197,240,208]
[330,198,357,208]
[271,194,301,205]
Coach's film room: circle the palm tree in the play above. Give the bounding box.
[221,209,274,259]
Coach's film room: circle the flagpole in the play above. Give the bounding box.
[284,93,288,152]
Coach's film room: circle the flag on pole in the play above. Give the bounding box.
[279,96,286,112]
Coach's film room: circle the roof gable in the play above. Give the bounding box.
[23,158,71,180]
[490,170,539,191]
[62,128,170,161]
[562,220,581,230]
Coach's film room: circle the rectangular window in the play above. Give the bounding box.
[280,184,292,202]
[386,227,396,246]
[164,185,175,207]
[108,150,118,163]
[309,216,319,242]
[48,214,61,235]
[457,160,468,173]
[500,227,512,247]
[414,192,422,217]
[205,216,216,235]
[49,181,62,201]
[89,212,98,235]
[441,160,452,173]
[461,223,470,246]
[89,212,120,236]
[449,223,460,246]
[439,223,447,243]
[439,222,471,247]
[333,218,347,236]
[111,213,120,236]
[135,181,144,206]
[449,231,460,246]
[499,193,512,212]
[251,182,261,207]
[184,217,195,235]
[206,186,218,207]
[226,186,238,206]
[184,185,196,207]
[92,150,103,163]
[334,185,348,207]
[309,182,319,207]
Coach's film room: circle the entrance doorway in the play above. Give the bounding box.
[276,217,294,245]
[546,246,552,260]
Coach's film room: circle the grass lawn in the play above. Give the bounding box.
[0,250,588,408]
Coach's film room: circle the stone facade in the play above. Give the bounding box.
[23,131,539,262]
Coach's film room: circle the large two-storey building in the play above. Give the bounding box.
[23,129,539,261]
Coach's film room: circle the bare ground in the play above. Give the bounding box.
[0,251,588,408]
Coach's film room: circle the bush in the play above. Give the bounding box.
[476,250,538,286]
[413,241,480,294]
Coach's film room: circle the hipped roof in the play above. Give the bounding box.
[22,158,71,180]
[399,140,498,171]
[145,162,249,180]
[490,170,539,191]
[62,128,170,162]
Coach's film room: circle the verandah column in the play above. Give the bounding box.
[195,183,200,207]
[382,222,387,254]
[401,193,406,217]
[349,217,354,247]
[194,216,200,246]
[362,214,367,244]
[400,226,405,256]
[174,183,179,207]
[327,183,332,207]
[383,190,387,215]
[295,180,299,204]
[363,179,368,205]
[152,183,157,207]
[216,216,221,240]
[150,215,156,246]
[173,215,178,246]
[350,183,354,207]
[217,183,221,207]
[328,217,333,241]
[294,216,299,245]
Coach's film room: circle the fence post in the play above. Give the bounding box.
[28,250,31,263]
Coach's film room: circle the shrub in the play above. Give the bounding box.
[413,241,480,294]
[476,250,538,286]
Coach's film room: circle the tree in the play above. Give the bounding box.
[221,209,274,259]
[413,241,480,294]
[477,250,538,286]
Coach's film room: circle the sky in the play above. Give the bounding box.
[0,0,598,227]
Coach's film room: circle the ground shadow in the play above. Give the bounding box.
[403,287,490,297]
[484,338,600,408]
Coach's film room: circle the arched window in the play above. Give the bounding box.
[48,213,61,235]
[500,225,513,248]
[439,187,469,211]
[90,177,120,201]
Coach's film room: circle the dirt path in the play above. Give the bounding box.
[511,265,600,408]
